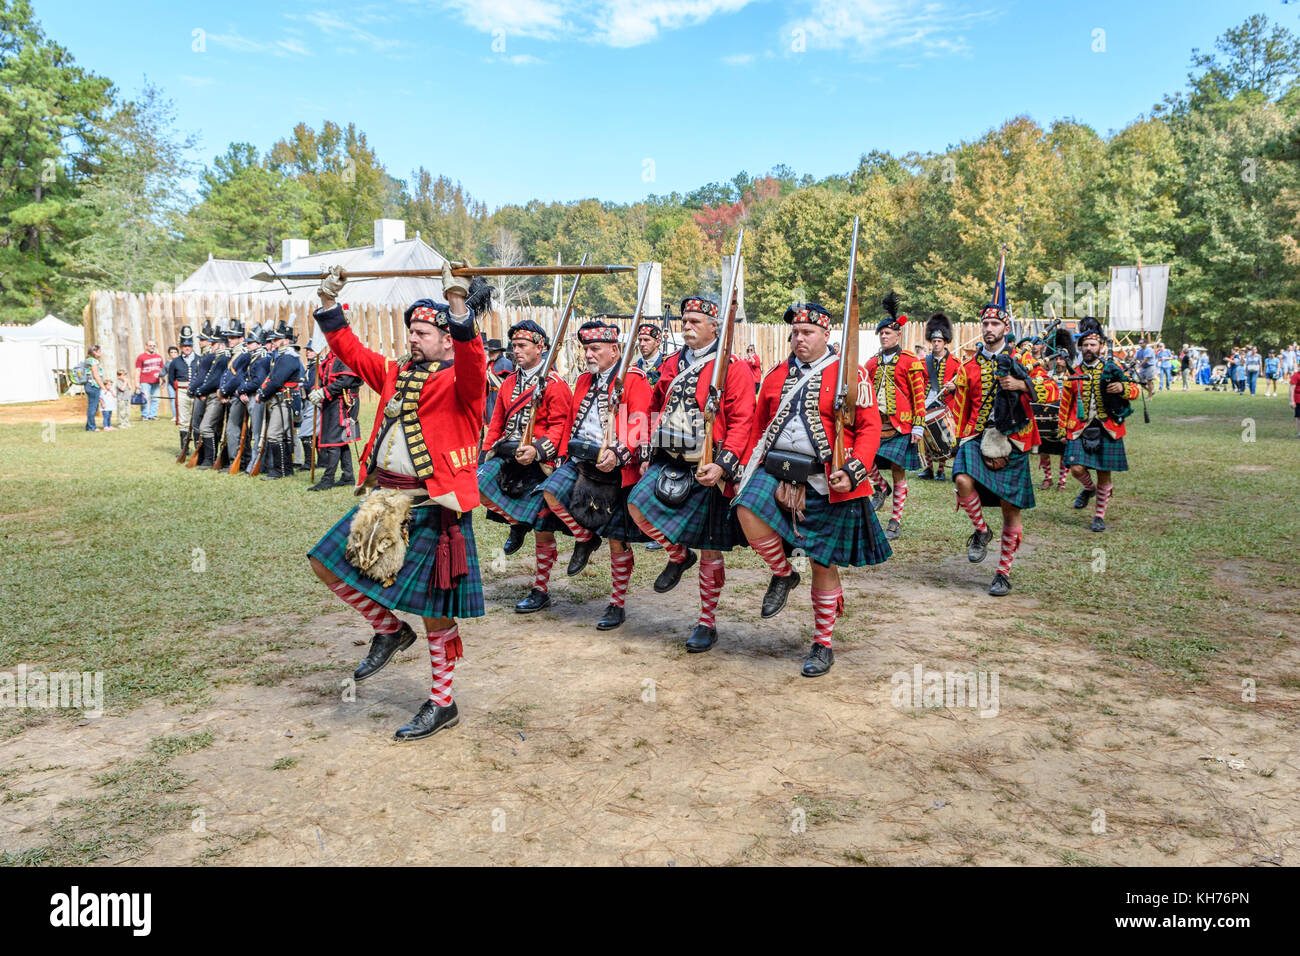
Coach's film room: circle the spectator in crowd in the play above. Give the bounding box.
[165,346,180,418]
[1264,350,1280,396]
[84,344,105,431]
[115,368,133,428]
[98,372,116,430]
[1136,340,1157,395]
[1281,342,1297,379]
[1157,342,1174,390]
[745,344,763,393]
[483,339,513,424]
[1231,349,1247,394]
[1292,363,1300,437]
[133,340,165,421]
[1180,344,1191,390]
[1245,346,1262,395]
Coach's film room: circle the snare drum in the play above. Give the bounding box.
[1031,400,1060,444]
[921,404,956,461]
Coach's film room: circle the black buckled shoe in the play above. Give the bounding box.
[870,479,891,513]
[760,570,801,619]
[653,549,697,593]
[988,572,1012,597]
[1073,488,1095,510]
[596,603,625,630]
[1090,516,1106,533]
[307,476,336,492]
[916,466,935,480]
[503,522,531,555]
[353,621,417,682]
[885,518,901,540]
[566,534,603,576]
[966,528,994,563]
[514,588,552,614]
[801,643,834,678]
[685,624,717,653]
[393,699,459,741]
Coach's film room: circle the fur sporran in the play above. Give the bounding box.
[496,455,544,499]
[980,427,1012,471]
[345,489,414,587]
[1080,423,1104,456]
[569,461,621,531]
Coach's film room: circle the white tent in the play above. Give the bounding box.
[0,341,59,403]
[0,315,84,385]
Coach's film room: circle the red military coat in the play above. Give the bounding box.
[748,352,880,503]
[314,303,485,511]
[921,350,961,416]
[564,366,653,488]
[864,350,927,434]
[651,345,756,480]
[950,347,1039,451]
[483,366,573,464]
[1057,361,1141,440]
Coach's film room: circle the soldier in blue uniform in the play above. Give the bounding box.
[195,320,240,469]
[186,322,218,466]
[255,322,304,480]
[240,327,273,474]
[168,325,198,462]
[214,319,253,469]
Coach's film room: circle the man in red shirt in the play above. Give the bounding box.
[134,340,165,420]
[1290,369,1300,437]
[745,344,763,393]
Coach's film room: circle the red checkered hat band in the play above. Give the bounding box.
[577,325,620,344]
[511,330,545,345]
[637,323,661,338]
[792,307,830,331]
[682,298,719,319]
[979,305,1008,321]
[410,306,445,326]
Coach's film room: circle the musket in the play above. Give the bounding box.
[250,264,633,283]
[832,216,861,473]
[697,228,744,473]
[521,253,588,448]
[600,265,654,458]
[228,414,248,474]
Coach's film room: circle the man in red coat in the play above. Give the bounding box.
[477,319,575,613]
[307,261,488,742]
[540,320,653,630]
[918,312,960,481]
[626,295,756,653]
[862,292,926,539]
[732,303,892,677]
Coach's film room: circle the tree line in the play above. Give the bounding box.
[2,1,1298,353]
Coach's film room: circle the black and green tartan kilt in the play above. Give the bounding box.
[1038,437,1066,457]
[626,462,742,551]
[1064,432,1128,472]
[539,458,647,543]
[308,503,484,619]
[477,457,549,526]
[876,431,921,471]
[951,440,1036,510]
[732,470,892,568]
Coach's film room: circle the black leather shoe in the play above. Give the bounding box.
[967,528,993,563]
[514,588,551,613]
[503,522,531,555]
[988,572,1012,597]
[307,477,336,492]
[801,643,834,677]
[1073,488,1095,510]
[653,549,697,593]
[885,518,901,540]
[393,699,459,740]
[916,467,934,480]
[870,479,891,513]
[567,534,603,575]
[685,624,717,653]
[1090,516,1106,533]
[596,603,625,630]
[353,621,417,682]
[645,541,663,551]
[760,570,801,619]
[935,469,946,481]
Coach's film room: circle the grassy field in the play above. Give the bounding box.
[1,387,1297,865]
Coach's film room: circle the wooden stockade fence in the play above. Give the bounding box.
[84,290,986,392]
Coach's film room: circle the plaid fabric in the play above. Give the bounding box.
[308,503,484,619]
[733,470,892,568]
[876,431,921,470]
[540,458,647,543]
[951,440,1036,510]
[1064,432,1128,472]
[627,461,742,551]
[477,456,550,526]
[1038,437,1066,456]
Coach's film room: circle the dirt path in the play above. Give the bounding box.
[4,562,1294,866]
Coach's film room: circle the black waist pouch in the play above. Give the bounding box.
[1080,424,1104,456]
[653,453,694,507]
[764,449,818,484]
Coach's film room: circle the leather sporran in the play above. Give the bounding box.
[345,489,414,588]
[569,461,621,531]
[653,456,694,507]
[1080,423,1104,456]
[774,480,807,523]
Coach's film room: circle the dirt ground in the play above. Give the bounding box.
[4,556,1295,866]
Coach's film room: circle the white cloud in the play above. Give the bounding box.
[431,0,755,46]
[722,52,755,66]
[209,31,312,57]
[441,0,569,39]
[594,0,757,48]
[783,0,995,57]
[292,10,403,52]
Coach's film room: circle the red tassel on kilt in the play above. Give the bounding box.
[435,530,452,590]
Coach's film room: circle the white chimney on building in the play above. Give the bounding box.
[374,218,406,253]
[282,238,309,263]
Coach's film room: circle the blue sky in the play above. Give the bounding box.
[32,1,1285,209]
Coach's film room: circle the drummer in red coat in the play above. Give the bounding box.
[307,261,489,743]
[732,303,892,678]
[540,320,653,631]
[917,312,960,481]
[477,319,575,615]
